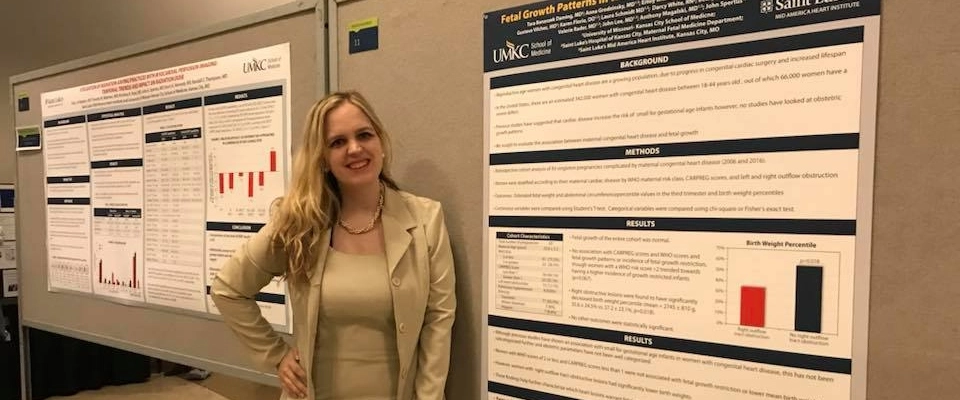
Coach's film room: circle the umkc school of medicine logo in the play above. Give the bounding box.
[761,0,775,13]
[243,57,268,73]
[492,40,530,64]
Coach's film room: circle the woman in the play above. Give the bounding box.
[211,91,456,400]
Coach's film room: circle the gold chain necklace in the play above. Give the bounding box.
[338,184,384,235]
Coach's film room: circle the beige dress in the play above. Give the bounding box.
[313,247,399,400]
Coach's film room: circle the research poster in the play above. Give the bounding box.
[1,184,17,273]
[0,184,14,239]
[2,269,17,298]
[0,242,15,271]
[483,1,880,400]
[41,43,293,330]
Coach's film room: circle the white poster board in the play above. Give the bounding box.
[40,43,294,331]
[483,1,880,399]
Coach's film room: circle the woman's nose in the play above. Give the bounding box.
[346,139,362,153]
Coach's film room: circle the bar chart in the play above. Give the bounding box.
[215,150,278,198]
[97,253,139,289]
[204,85,286,224]
[724,248,840,334]
[91,213,145,300]
[93,242,144,300]
[207,148,283,221]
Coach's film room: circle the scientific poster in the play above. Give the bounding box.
[40,43,292,330]
[0,242,15,271]
[483,1,880,399]
[0,184,13,239]
[2,269,17,298]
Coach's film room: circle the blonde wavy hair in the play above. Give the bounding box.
[271,91,399,286]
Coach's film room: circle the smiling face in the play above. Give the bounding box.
[323,102,384,190]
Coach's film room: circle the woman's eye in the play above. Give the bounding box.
[329,138,345,148]
[359,131,375,140]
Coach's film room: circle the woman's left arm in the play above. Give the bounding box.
[415,202,457,399]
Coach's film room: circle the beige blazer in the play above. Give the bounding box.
[211,188,456,400]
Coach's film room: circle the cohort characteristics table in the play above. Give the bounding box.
[495,232,563,316]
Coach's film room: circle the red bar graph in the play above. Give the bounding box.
[97,254,139,289]
[215,150,275,199]
[740,286,766,327]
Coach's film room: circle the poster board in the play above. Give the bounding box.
[1,183,15,298]
[330,0,960,399]
[482,1,879,399]
[10,1,324,385]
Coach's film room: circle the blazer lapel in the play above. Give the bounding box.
[308,228,331,287]
[381,188,416,276]
[301,228,331,388]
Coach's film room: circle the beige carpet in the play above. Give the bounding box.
[46,373,280,400]
[194,371,282,400]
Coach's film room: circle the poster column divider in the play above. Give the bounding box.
[139,109,147,299]
[87,117,95,300]
[201,94,210,316]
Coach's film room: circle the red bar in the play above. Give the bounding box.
[270,150,277,172]
[259,171,264,187]
[741,286,766,327]
[229,173,234,189]
[111,273,115,286]
[219,173,224,194]
[248,171,254,197]
[99,260,103,283]
[133,253,137,289]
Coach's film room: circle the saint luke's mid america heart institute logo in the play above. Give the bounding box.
[761,0,775,13]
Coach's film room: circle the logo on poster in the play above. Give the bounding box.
[492,40,530,64]
[760,0,775,13]
[44,96,64,107]
[243,58,268,73]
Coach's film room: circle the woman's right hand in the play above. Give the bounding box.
[278,348,307,398]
